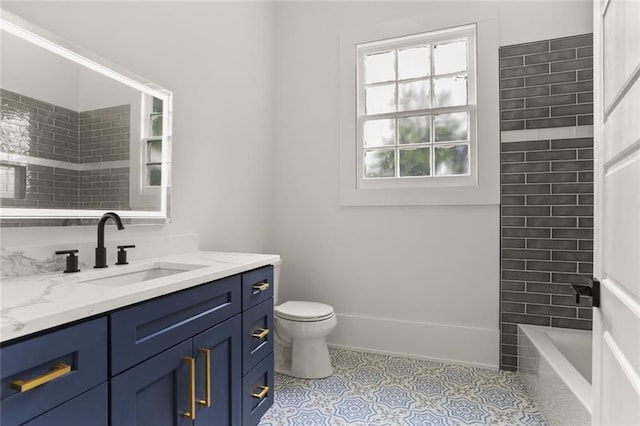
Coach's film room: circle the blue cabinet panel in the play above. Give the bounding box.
[110,275,241,375]
[0,317,107,426]
[242,299,274,375]
[241,267,273,311]
[111,340,191,426]
[242,353,274,426]
[193,315,242,426]
[23,383,107,426]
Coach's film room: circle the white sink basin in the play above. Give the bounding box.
[79,262,208,287]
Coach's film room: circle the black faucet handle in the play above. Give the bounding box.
[116,245,136,265]
[55,249,80,273]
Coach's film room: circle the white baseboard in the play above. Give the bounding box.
[327,313,499,370]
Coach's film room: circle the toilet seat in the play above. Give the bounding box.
[275,301,334,322]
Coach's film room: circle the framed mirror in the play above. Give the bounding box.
[0,11,172,225]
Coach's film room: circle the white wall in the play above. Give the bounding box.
[1,31,79,110]
[0,1,275,254]
[272,1,591,368]
[499,0,593,46]
[1,0,591,368]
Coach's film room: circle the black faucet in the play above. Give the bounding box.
[95,212,124,268]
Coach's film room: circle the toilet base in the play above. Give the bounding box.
[275,336,333,379]
[274,317,337,379]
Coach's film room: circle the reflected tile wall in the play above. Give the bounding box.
[79,105,130,163]
[0,89,79,162]
[0,89,131,222]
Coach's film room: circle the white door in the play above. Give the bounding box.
[592,0,640,424]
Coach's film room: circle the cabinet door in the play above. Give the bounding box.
[23,383,107,426]
[111,340,192,426]
[193,316,241,426]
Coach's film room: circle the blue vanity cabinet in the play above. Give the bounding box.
[111,314,242,426]
[0,317,108,426]
[241,267,274,426]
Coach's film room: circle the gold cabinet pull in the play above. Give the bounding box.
[251,385,269,399]
[252,282,270,292]
[197,348,211,407]
[11,363,72,392]
[182,357,196,420]
[252,328,270,339]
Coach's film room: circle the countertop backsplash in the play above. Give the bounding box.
[1,233,199,279]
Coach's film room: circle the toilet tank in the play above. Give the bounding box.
[272,258,282,304]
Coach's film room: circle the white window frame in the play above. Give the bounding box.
[141,95,163,189]
[339,16,500,206]
[357,25,477,190]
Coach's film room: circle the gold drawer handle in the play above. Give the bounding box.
[252,328,270,339]
[182,356,196,420]
[11,363,72,392]
[252,282,270,292]
[251,385,269,399]
[197,348,211,407]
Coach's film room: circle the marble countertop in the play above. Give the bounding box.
[0,251,280,343]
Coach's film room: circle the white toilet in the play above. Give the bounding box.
[272,260,337,379]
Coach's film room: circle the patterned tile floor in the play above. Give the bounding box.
[259,348,547,426]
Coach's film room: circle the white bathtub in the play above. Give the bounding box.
[518,324,592,426]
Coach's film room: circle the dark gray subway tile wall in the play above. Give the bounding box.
[0,89,131,217]
[79,168,130,210]
[79,105,130,163]
[499,34,594,371]
[499,34,593,131]
[0,89,80,163]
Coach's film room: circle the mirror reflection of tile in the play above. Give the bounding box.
[0,88,130,218]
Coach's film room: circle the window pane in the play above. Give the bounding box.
[398,46,430,79]
[434,111,468,142]
[398,115,430,144]
[366,84,395,114]
[435,144,469,176]
[147,139,162,163]
[365,51,395,84]
[433,41,467,75]
[398,80,429,111]
[147,164,162,186]
[364,119,395,147]
[364,149,395,178]
[399,147,431,177]
[433,76,467,107]
[152,97,163,113]
[151,114,163,136]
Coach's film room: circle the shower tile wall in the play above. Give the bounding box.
[0,89,130,219]
[499,34,594,371]
[78,105,130,210]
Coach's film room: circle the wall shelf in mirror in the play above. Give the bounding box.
[0,10,172,226]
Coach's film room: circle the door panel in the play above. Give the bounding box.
[193,315,241,426]
[111,340,191,426]
[602,150,640,297]
[602,0,640,108]
[601,339,640,425]
[602,76,640,163]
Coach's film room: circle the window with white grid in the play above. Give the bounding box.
[356,24,477,189]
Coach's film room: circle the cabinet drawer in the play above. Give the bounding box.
[0,317,107,426]
[110,275,241,375]
[242,298,274,374]
[242,266,273,310]
[242,353,274,426]
[23,383,107,426]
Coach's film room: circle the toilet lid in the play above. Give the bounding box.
[275,301,334,322]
